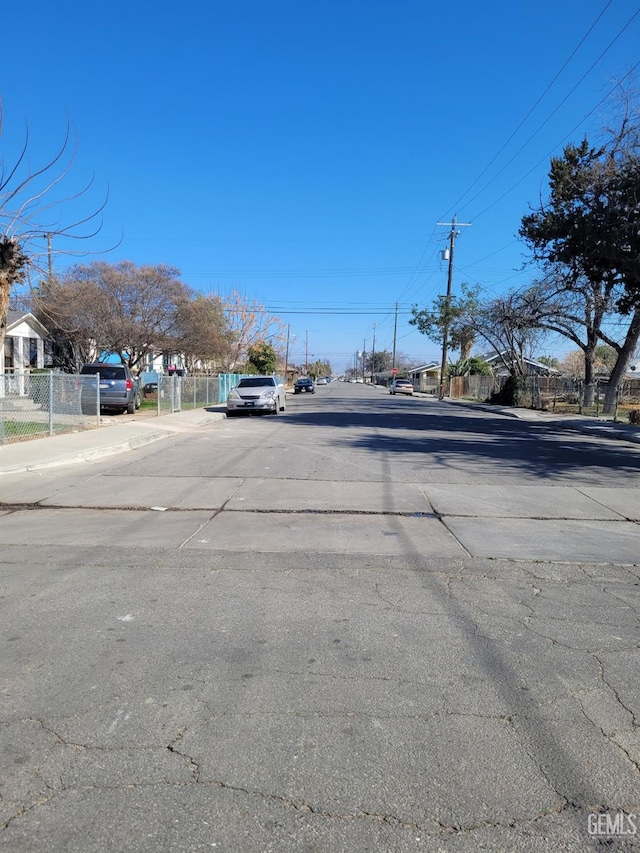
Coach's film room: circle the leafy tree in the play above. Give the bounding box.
[307,358,332,379]
[537,356,559,369]
[594,344,617,372]
[410,283,480,359]
[519,96,640,412]
[365,350,393,374]
[248,340,278,374]
[447,356,492,377]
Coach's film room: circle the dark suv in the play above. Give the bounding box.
[294,377,315,394]
[80,363,141,414]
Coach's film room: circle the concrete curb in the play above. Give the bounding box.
[0,411,228,475]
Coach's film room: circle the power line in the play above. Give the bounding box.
[444,0,617,217]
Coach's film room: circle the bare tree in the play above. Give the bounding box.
[173,294,230,372]
[0,101,108,348]
[518,269,617,405]
[35,261,192,372]
[220,291,287,371]
[470,291,545,377]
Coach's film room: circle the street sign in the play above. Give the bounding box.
[392,368,397,375]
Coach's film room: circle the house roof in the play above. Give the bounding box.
[482,351,559,374]
[408,362,440,374]
[5,310,50,339]
[626,358,640,378]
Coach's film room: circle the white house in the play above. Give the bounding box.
[1,311,52,375]
[626,357,640,378]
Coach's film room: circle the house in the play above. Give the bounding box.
[407,362,441,392]
[374,362,440,391]
[1,311,52,375]
[482,351,559,377]
[626,358,640,378]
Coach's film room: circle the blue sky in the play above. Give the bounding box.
[4,1,640,372]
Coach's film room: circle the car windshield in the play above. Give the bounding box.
[237,377,275,388]
[80,365,125,380]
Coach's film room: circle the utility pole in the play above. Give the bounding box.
[305,330,309,375]
[371,323,376,384]
[436,215,471,400]
[392,302,398,371]
[46,233,53,282]
[284,324,290,382]
[362,338,366,382]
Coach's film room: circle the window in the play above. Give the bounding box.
[237,377,275,388]
[80,365,126,380]
[3,337,13,369]
[29,338,38,367]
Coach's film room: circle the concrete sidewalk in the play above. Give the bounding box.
[0,406,227,475]
[442,396,640,444]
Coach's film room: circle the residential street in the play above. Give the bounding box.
[1,382,639,852]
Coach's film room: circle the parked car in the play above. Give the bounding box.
[80,363,141,414]
[226,375,286,416]
[294,377,315,394]
[316,377,328,386]
[390,378,414,395]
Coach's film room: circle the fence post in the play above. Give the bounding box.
[48,371,54,435]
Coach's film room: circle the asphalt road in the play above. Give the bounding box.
[1,382,639,852]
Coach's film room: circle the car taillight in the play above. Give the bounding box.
[126,379,133,390]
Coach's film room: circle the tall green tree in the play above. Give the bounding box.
[410,283,479,359]
[519,100,640,412]
[248,340,278,374]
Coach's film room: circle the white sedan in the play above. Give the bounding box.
[390,379,414,395]
[226,376,286,416]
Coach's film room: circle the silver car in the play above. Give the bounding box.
[226,375,286,416]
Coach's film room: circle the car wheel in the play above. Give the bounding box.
[126,400,135,414]
[226,410,237,418]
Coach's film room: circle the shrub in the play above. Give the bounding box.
[486,375,526,406]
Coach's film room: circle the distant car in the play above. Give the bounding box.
[80,363,141,414]
[294,377,315,394]
[316,377,328,386]
[227,375,286,416]
[390,378,414,395]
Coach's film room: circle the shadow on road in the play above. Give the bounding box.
[284,398,640,482]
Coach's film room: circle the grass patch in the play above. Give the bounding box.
[0,421,76,443]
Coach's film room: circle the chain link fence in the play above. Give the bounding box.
[0,372,100,445]
[447,374,640,418]
[0,372,251,446]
